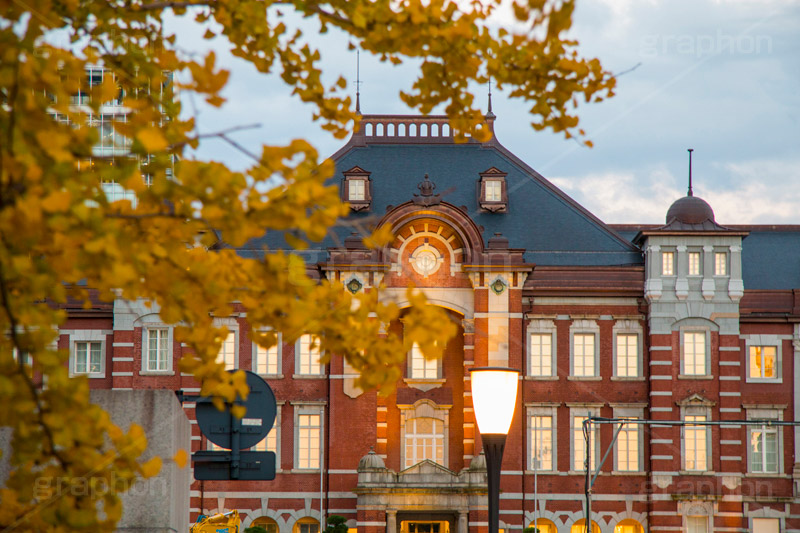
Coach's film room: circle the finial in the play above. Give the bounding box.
[687,148,694,197]
[488,77,493,114]
[355,49,361,115]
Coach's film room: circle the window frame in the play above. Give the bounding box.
[527,320,557,379]
[251,401,282,471]
[408,341,441,380]
[341,166,372,212]
[527,404,557,473]
[295,334,325,377]
[69,330,107,378]
[714,251,728,276]
[293,403,324,471]
[477,167,508,213]
[745,335,783,383]
[569,320,599,379]
[688,250,702,276]
[142,326,172,374]
[746,407,783,476]
[569,405,601,473]
[612,320,643,379]
[750,517,781,533]
[400,400,450,469]
[216,331,238,371]
[662,250,675,276]
[612,406,644,473]
[680,329,710,378]
[679,398,714,474]
[253,331,282,377]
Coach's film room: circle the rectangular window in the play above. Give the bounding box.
[616,419,639,472]
[300,524,319,533]
[255,341,280,375]
[529,334,552,377]
[683,332,706,375]
[348,179,365,201]
[485,180,502,202]
[749,346,777,379]
[252,429,278,453]
[297,413,321,469]
[687,516,708,533]
[297,334,323,375]
[74,341,103,374]
[573,415,596,471]
[750,422,778,474]
[688,252,701,275]
[145,327,170,371]
[216,332,236,370]
[404,417,445,468]
[410,342,438,379]
[684,415,708,471]
[573,333,595,377]
[715,252,727,275]
[530,415,553,470]
[662,251,674,275]
[752,518,780,533]
[615,333,638,377]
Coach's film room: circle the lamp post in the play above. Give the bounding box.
[470,367,520,533]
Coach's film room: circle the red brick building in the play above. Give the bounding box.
[67,113,800,533]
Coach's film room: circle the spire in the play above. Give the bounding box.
[687,148,694,197]
[355,49,361,115]
[486,77,495,118]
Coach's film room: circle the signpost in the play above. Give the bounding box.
[180,370,277,481]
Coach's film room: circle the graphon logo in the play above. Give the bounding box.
[640,30,773,58]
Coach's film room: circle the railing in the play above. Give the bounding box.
[354,115,454,143]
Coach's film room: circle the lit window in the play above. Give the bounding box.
[686,516,708,533]
[216,332,236,370]
[296,334,323,375]
[570,520,600,533]
[529,333,553,377]
[613,519,644,533]
[252,429,278,453]
[662,251,674,275]
[715,252,727,275]
[409,342,439,379]
[294,518,320,533]
[530,415,553,470]
[572,414,597,471]
[74,341,103,375]
[615,333,638,377]
[572,333,595,377]
[145,327,170,371]
[527,519,557,533]
[682,332,706,375]
[254,337,280,375]
[749,346,777,379]
[404,417,444,468]
[252,518,279,533]
[688,252,701,275]
[296,413,321,469]
[750,421,779,474]
[484,180,502,202]
[752,518,780,533]
[615,419,639,472]
[348,178,366,201]
[684,415,708,471]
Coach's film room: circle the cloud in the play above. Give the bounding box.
[548,157,800,225]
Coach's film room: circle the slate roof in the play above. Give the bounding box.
[242,115,642,267]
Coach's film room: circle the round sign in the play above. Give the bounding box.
[196,370,277,450]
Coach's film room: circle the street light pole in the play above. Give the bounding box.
[469,367,520,533]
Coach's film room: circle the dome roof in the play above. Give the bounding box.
[357,449,387,471]
[665,195,715,225]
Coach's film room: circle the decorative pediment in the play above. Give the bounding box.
[343,165,370,176]
[479,166,507,177]
[677,393,716,407]
[399,459,455,476]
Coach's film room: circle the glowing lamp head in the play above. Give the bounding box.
[470,367,519,435]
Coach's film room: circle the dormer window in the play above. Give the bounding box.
[342,166,372,211]
[478,167,508,212]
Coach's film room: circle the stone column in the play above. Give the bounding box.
[701,245,715,299]
[386,510,397,533]
[458,510,468,533]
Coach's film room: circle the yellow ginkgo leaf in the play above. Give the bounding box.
[140,457,162,478]
[137,127,168,152]
[173,449,189,469]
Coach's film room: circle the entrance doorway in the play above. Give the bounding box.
[400,522,450,533]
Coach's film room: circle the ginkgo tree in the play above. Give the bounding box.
[0,0,615,530]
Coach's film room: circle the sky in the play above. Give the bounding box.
[169,0,800,225]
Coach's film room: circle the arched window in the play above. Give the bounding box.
[293,518,319,533]
[252,517,279,533]
[614,519,645,533]
[404,417,444,468]
[527,518,557,533]
[570,519,600,533]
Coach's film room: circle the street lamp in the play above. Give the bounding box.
[470,367,520,533]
